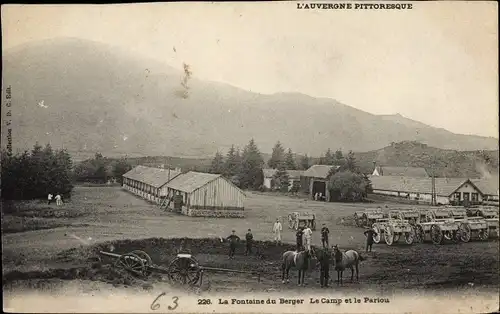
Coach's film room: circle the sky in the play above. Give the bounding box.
[2,2,498,138]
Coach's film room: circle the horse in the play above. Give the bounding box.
[332,245,364,285]
[281,248,316,286]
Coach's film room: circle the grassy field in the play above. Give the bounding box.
[2,186,499,298]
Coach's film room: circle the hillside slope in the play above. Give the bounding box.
[355,141,499,178]
[2,37,498,158]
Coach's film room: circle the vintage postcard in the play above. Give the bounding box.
[2,1,499,313]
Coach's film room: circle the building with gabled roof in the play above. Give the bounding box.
[262,168,304,191]
[164,171,246,217]
[370,175,484,205]
[300,165,340,201]
[122,165,182,204]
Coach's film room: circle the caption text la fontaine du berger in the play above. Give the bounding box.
[297,2,413,10]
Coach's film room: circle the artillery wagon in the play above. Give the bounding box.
[370,210,417,246]
[288,212,316,230]
[413,209,465,244]
[465,206,499,239]
[354,208,385,228]
[443,207,490,242]
[97,249,261,289]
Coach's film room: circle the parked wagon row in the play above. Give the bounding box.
[354,206,499,246]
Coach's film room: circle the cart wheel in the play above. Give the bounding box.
[288,214,294,229]
[478,228,489,241]
[430,225,443,245]
[372,225,381,244]
[414,225,425,243]
[384,225,394,246]
[115,253,147,276]
[458,223,471,243]
[168,257,201,286]
[404,231,414,245]
[131,250,153,275]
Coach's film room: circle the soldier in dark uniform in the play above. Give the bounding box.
[245,229,253,255]
[364,227,378,252]
[226,230,240,259]
[295,227,304,251]
[318,247,331,288]
[320,223,330,248]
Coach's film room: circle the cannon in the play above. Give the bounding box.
[97,249,261,288]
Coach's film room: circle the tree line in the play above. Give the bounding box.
[209,140,372,200]
[73,153,132,184]
[1,143,73,200]
[209,139,265,190]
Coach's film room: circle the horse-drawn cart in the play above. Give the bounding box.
[414,209,465,244]
[354,208,385,228]
[443,207,490,242]
[97,249,261,288]
[468,206,500,238]
[288,212,316,230]
[370,210,416,246]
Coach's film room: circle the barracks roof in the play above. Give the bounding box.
[122,165,181,188]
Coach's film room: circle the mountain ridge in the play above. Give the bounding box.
[2,37,498,159]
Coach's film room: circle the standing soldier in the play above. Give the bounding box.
[273,218,282,244]
[245,229,254,255]
[302,225,313,251]
[364,227,378,252]
[318,246,331,288]
[55,194,63,206]
[226,230,240,259]
[295,227,304,251]
[320,224,330,248]
[47,193,53,205]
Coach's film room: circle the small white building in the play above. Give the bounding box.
[164,171,246,218]
[262,168,304,191]
[122,165,182,204]
[370,175,484,205]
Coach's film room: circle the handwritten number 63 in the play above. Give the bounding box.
[151,293,179,311]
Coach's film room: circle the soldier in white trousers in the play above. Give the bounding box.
[302,226,313,251]
[273,218,282,244]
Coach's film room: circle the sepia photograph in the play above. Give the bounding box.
[2,2,499,313]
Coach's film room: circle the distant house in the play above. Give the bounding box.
[164,171,246,218]
[300,165,340,200]
[262,168,304,191]
[372,165,429,177]
[472,175,499,203]
[122,165,182,204]
[370,175,484,205]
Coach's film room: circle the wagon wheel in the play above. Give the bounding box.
[430,224,443,245]
[131,250,153,276]
[361,214,368,227]
[458,223,471,243]
[168,257,201,286]
[372,225,381,244]
[478,228,489,241]
[354,214,362,227]
[288,214,294,229]
[414,225,425,243]
[404,230,414,245]
[384,225,394,246]
[115,253,147,276]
